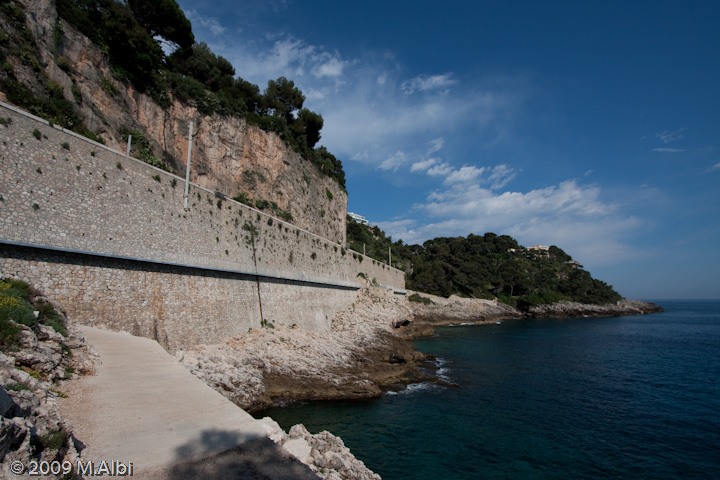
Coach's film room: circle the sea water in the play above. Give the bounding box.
[257,300,720,479]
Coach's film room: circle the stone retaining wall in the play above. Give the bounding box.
[0,102,404,350]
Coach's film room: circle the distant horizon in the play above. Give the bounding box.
[636,298,720,302]
[178,0,719,300]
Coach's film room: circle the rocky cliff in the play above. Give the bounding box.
[3,0,347,244]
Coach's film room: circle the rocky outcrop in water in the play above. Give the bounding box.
[406,291,663,328]
[526,299,663,318]
[405,290,521,332]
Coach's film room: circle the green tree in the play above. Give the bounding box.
[57,0,164,92]
[346,224,623,307]
[312,146,345,188]
[127,0,194,50]
[265,77,305,122]
[297,108,323,149]
[167,43,234,91]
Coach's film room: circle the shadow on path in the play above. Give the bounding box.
[135,429,320,480]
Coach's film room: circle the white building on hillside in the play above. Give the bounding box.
[348,212,369,225]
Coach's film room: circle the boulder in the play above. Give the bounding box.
[283,437,312,463]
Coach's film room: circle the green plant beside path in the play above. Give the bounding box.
[0,279,67,350]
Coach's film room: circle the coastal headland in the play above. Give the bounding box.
[0,2,663,475]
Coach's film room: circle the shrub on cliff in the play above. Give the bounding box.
[0,279,68,350]
[0,4,104,143]
[408,293,434,305]
[118,127,171,172]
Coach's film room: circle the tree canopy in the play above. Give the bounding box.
[265,77,305,122]
[127,0,194,50]
[347,219,623,308]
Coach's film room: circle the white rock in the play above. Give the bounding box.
[283,437,312,464]
[257,417,287,443]
[288,423,311,440]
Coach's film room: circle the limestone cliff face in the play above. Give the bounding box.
[13,0,347,244]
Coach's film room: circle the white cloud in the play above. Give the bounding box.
[426,162,453,177]
[444,165,485,185]
[352,150,369,161]
[652,148,685,153]
[304,86,331,101]
[487,164,517,190]
[319,85,513,166]
[375,218,420,238]
[184,10,227,36]
[378,151,407,172]
[706,162,720,173]
[379,178,643,268]
[427,138,445,155]
[312,53,350,78]
[656,128,686,144]
[411,158,439,173]
[412,159,516,190]
[401,73,456,94]
[191,20,527,179]
[201,27,521,169]
[225,37,314,81]
[212,34,354,92]
[422,180,612,219]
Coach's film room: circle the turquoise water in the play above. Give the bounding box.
[257,301,720,479]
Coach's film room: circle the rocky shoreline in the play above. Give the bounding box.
[407,290,663,327]
[0,315,97,478]
[1,283,663,479]
[178,287,427,414]
[0,287,387,480]
[177,289,664,415]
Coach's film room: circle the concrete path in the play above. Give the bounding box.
[59,326,319,479]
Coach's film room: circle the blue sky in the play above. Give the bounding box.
[176,0,719,300]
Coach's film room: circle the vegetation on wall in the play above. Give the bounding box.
[233,191,293,222]
[118,126,170,172]
[346,217,623,309]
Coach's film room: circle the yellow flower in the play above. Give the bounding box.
[0,295,21,307]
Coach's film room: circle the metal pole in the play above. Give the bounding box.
[183,122,193,210]
[389,246,391,266]
[126,135,132,156]
[363,243,365,256]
